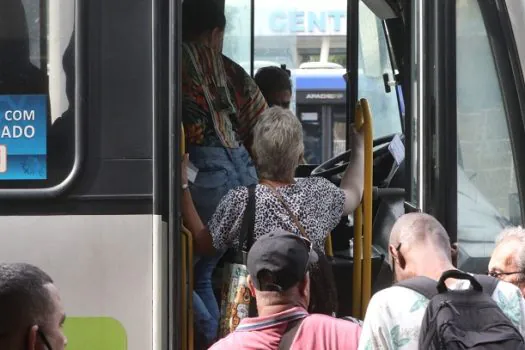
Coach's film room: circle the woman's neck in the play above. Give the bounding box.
[259,178,295,187]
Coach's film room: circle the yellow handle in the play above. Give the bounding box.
[181,225,194,350]
[181,124,186,155]
[360,99,374,318]
[180,124,194,349]
[351,102,364,318]
[352,204,363,318]
[325,235,334,258]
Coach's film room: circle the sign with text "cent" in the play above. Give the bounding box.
[0,95,47,180]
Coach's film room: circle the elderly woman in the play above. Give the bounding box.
[182,106,363,330]
[184,106,364,253]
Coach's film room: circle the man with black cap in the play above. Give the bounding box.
[210,229,361,349]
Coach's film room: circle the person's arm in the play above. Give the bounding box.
[182,154,246,255]
[340,126,365,215]
[181,154,215,256]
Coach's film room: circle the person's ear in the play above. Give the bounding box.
[211,27,224,51]
[299,153,305,164]
[451,242,458,267]
[299,273,310,299]
[388,244,397,265]
[247,275,257,297]
[26,325,39,350]
[398,249,407,270]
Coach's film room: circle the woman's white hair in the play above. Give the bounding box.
[252,106,304,181]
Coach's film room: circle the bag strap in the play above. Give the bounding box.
[238,184,257,251]
[397,274,500,300]
[261,182,308,238]
[396,276,440,300]
[278,317,307,350]
[474,274,500,295]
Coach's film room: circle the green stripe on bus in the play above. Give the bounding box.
[63,317,127,350]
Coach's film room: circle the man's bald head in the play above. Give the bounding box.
[390,213,451,259]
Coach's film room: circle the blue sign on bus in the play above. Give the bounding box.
[0,95,47,180]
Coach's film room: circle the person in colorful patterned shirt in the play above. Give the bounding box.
[358,213,525,350]
[181,0,267,346]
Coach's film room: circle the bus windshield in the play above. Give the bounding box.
[224,0,402,163]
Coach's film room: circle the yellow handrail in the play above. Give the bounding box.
[180,226,188,349]
[360,99,374,318]
[351,102,364,318]
[352,205,363,318]
[180,124,194,350]
[325,235,334,257]
[181,225,194,350]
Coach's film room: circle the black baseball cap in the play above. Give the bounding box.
[247,229,318,292]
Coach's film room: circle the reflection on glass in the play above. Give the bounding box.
[223,0,252,73]
[0,0,75,185]
[358,2,401,140]
[299,109,322,164]
[456,0,521,272]
[332,107,346,156]
[252,0,401,164]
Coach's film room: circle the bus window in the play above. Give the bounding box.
[456,1,522,264]
[253,0,401,164]
[357,1,401,141]
[223,0,252,73]
[0,0,77,191]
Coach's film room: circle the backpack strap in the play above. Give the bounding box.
[278,317,307,350]
[396,276,440,300]
[474,274,500,296]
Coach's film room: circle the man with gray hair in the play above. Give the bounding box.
[489,226,525,297]
[0,263,67,350]
[358,213,525,350]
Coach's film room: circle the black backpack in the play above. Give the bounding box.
[397,269,525,349]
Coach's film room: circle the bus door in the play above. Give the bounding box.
[405,0,525,272]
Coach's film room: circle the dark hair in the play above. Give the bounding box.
[182,0,226,40]
[0,263,54,335]
[254,66,292,98]
[308,250,338,316]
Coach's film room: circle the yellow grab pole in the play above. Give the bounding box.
[325,235,334,258]
[182,225,194,350]
[351,102,364,318]
[180,227,188,350]
[352,205,363,318]
[360,99,374,318]
[180,125,194,349]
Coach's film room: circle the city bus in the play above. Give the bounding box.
[0,0,524,349]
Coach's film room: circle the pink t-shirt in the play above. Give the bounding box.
[209,307,361,350]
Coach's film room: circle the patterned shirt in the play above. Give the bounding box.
[358,279,525,350]
[208,177,345,252]
[182,42,267,148]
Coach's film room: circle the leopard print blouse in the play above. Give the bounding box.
[208,177,345,252]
